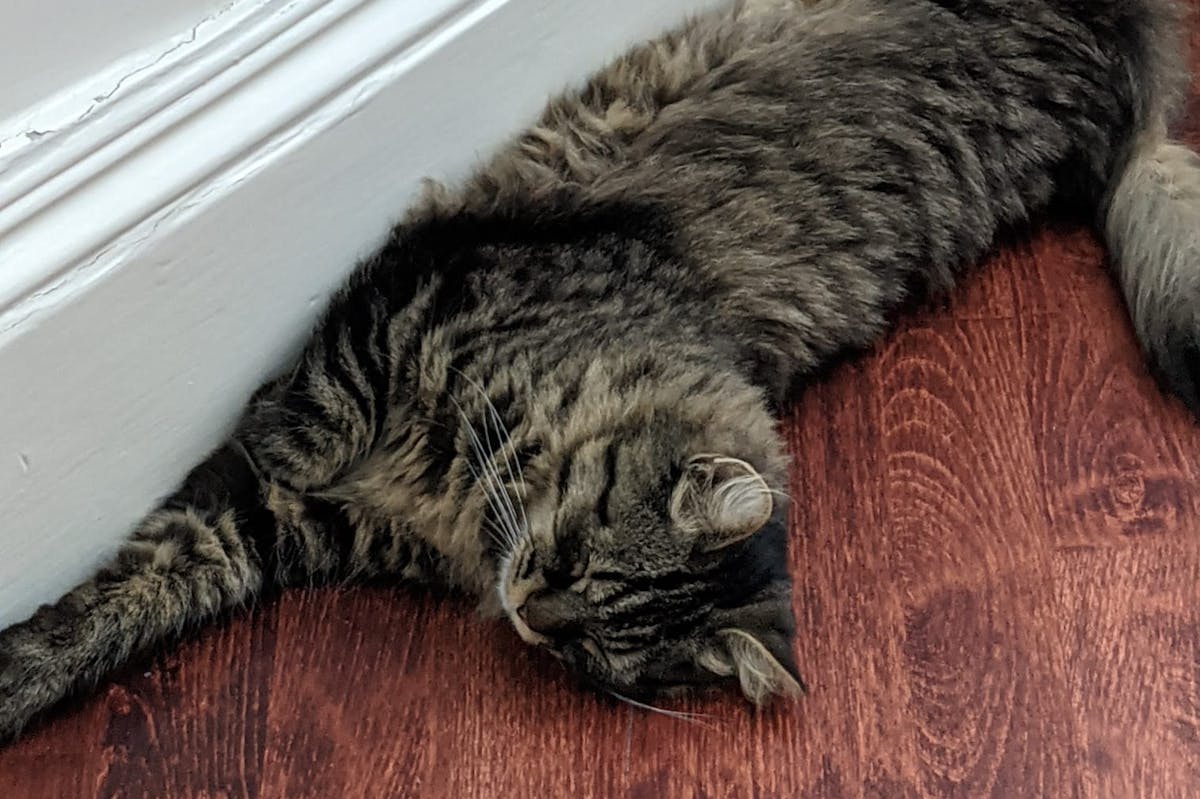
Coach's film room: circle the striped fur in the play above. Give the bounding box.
[2,0,1197,740]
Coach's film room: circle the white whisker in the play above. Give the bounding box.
[606,690,720,728]
[485,401,530,532]
[451,367,530,505]
[465,447,516,549]
[481,517,514,549]
[449,366,531,541]
[478,408,526,544]
[449,394,521,551]
[477,432,524,548]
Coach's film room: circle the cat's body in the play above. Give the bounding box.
[2,0,1198,740]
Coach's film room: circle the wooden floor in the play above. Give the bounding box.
[4,25,1200,799]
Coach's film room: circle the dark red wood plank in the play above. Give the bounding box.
[2,4,1199,796]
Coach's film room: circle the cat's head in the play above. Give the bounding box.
[496,412,802,706]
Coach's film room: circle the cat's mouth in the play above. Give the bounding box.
[496,543,550,647]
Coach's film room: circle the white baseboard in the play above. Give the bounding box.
[0,0,721,625]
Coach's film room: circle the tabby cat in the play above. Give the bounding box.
[2,0,1198,741]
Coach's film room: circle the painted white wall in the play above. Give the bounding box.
[0,0,723,626]
[0,0,230,122]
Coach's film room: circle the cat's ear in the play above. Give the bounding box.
[670,455,773,550]
[707,628,805,704]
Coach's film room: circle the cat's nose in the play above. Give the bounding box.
[517,590,584,638]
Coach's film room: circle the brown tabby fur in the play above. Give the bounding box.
[2,0,1197,741]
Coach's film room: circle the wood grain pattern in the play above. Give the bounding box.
[3,12,1200,799]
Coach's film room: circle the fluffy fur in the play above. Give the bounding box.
[1,0,1196,741]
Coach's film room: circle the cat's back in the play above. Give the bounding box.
[394,0,1184,395]
[418,0,1167,220]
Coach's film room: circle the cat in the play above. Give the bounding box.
[2,0,1198,741]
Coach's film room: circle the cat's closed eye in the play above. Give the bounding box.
[541,561,577,589]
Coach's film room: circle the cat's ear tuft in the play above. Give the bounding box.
[670,455,773,550]
[716,628,805,704]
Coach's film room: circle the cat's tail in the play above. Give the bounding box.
[1104,131,1200,416]
[0,444,271,742]
[1101,0,1199,415]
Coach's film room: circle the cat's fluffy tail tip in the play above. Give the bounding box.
[1105,135,1200,417]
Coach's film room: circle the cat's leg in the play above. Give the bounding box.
[0,443,274,741]
[236,310,390,493]
[0,310,404,740]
